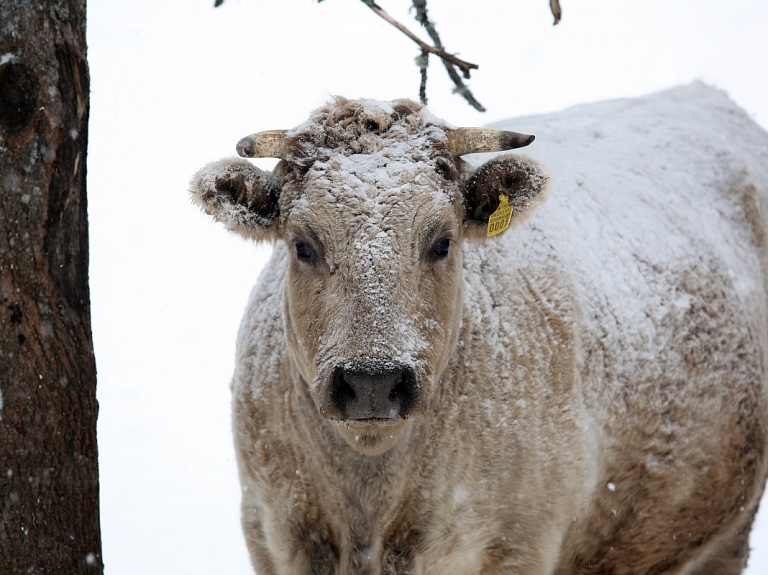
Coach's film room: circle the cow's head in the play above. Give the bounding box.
[191,98,548,454]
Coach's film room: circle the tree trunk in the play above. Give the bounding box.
[0,0,102,572]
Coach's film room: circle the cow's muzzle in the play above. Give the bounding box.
[328,365,416,421]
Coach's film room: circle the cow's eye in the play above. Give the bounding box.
[295,242,315,261]
[431,238,450,258]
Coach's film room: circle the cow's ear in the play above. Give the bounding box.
[462,154,549,240]
[190,157,281,242]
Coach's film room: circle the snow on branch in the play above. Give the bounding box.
[410,0,484,111]
[366,1,479,78]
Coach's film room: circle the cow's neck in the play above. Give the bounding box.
[288,369,433,537]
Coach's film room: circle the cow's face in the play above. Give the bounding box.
[281,147,466,454]
[191,98,548,454]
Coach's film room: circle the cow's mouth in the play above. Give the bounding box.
[344,417,404,428]
[336,416,410,455]
[327,364,417,421]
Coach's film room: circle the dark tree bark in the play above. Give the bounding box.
[0,0,102,572]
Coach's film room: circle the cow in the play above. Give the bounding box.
[189,82,768,575]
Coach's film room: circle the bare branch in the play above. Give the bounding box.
[365,1,478,77]
[213,0,562,112]
[411,0,485,112]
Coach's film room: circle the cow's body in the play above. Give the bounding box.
[192,83,768,574]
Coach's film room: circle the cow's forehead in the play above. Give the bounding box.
[288,147,458,235]
[279,97,462,238]
[307,149,453,201]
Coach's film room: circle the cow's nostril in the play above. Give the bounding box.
[331,367,357,408]
[389,373,404,399]
[390,371,415,417]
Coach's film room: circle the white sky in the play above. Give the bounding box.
[86,1,768,573]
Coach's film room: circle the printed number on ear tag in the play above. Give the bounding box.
[487,194,513,237]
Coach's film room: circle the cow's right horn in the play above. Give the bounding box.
[446,128,535,156]
[236,130,287,159]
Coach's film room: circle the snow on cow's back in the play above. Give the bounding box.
[479,80,768,448]
[450,82,768,573]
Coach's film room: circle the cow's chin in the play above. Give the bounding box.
[334,419,410,455]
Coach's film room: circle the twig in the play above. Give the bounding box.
[214,0,562,111]
[411,0,485,112]
[364,1,478,78]
[416,51,428,105]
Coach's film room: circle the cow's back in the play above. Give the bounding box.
[470,82,768,572]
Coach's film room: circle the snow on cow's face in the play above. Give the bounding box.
[280,141,466,454]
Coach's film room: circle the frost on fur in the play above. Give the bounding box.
[190,157,281,241]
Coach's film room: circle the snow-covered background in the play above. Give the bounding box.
[86,1,768,573]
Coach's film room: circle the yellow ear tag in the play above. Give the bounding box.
[486,194,513,237]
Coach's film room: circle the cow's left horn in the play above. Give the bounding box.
[446,128,535,156]
[236,130,287,158]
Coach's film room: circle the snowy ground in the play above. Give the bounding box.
[87,1,768,573]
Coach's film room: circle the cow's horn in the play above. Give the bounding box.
[446,128,535,156]
[236,130,287,158]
